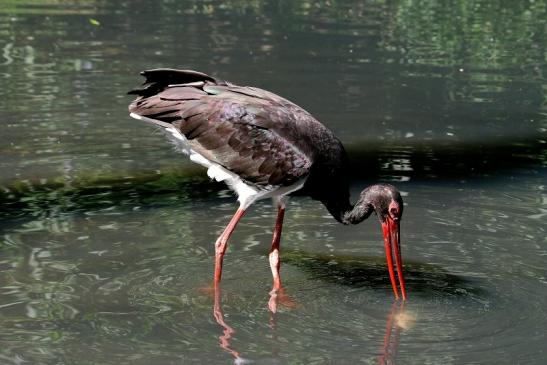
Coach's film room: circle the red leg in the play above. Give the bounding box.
[267,204,299,313]
[214,208,246,286]
[269,205,285,291]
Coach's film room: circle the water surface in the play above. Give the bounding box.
[1,1,546,364]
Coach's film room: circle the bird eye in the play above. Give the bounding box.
[389,207,399,219]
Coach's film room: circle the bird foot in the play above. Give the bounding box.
[268,287,300,313]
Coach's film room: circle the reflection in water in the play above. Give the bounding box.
[213,287,243,363]
[379,302,404,365]
[267,287,299,314]
[211,284,296,363]
[213,285,412,364]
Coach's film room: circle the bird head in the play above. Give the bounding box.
[343,184,407,300]
[367,184,406,300]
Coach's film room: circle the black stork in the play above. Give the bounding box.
[128,69,407,300]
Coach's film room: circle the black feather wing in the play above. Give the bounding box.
[128,69,312,187]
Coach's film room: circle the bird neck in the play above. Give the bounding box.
[323,193,374,225]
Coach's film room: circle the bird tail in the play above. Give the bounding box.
[128,68,228,126]
[127,68,217,98]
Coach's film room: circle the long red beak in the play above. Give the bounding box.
[381,218,407,300]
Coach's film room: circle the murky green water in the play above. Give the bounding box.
[1,1,546,364]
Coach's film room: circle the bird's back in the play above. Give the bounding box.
[128,69,350,206]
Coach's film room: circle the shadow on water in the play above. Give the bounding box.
[283,249,486,300]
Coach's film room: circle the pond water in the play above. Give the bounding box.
[1,1,546,364]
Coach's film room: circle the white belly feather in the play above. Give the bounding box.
[130,112,306,209]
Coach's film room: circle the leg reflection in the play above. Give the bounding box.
[213,286,245,363]
[213,285,287,364]
[214,287,407,363]
[268,286,299,313]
